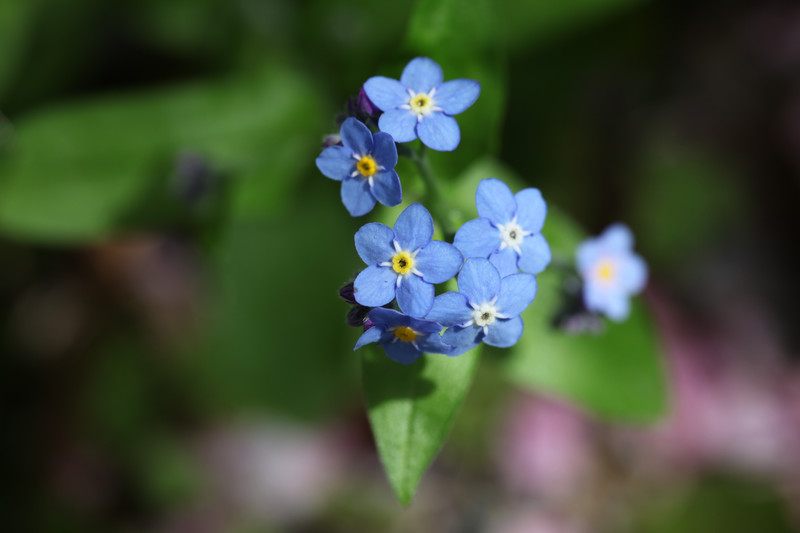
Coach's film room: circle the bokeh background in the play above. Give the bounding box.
[2,0,800,531]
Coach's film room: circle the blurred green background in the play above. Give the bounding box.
[2,0,800,531]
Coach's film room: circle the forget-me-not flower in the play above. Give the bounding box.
[316,117,402,216]
[353,203,463,317]
[426,258,537,356]
[454,178,551,277]
[576,223,648,321]
[354,308,451,364]
[363,57,481,152]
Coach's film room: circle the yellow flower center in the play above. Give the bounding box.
[356,155,377,177]
[409,92,435,116]
[392,251,414,275]
[595,259,616,284]
[394,326,417,342]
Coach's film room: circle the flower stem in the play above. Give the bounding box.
[405,145,456,241]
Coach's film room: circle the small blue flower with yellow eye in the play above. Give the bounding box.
[354,308,452,364]
[316,117,402,216]
[363,57,480,152]
[426,258,537,356]
[576,223,648,321]
[353,203,463,318]
[454,178,551,277]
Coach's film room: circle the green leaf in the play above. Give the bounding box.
[362,345,480,505]
[503,207,667,422]
[0,63,321,242]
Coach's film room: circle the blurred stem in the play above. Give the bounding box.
[402,144,456,241]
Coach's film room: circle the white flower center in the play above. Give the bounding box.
[472,302,498,327]
[497,217,530,254]
[402,88,442,121]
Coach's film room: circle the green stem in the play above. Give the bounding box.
[406,145,456,241]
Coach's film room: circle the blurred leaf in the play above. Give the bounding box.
[0,63,322,242]
[504,207,666,422]
[362,345,480,505]
[192,189,361,420]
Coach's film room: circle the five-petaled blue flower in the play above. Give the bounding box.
[454,178,551,277]
[353,203,463,317]
[427,258,537,356]
[576,223,648,321]
[363,57,481,152]
[354,308,452,364]
[316,117,402,216]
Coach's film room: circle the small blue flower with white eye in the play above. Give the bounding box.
[353,203,463,318]
[454,178,551,277]
[363,57,481,152]
[576,223,648,321]
[426,258,537,356]
[315,117,402,216]
[354,308,452,365]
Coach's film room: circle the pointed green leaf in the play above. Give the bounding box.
[362,346,480,504]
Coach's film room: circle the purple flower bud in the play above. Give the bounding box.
[339,281,356,304]
[346,305,370,328]
[356,87,377,116]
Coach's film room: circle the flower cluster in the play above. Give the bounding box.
[319,57,649,364]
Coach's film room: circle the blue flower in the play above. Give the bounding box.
[453,178,551,277]
[363,57,481,152]
[426,258,537,356]
[354,308,452,364]
[576,223,648,321]
[353,203,463,317]
[315,117,402,216]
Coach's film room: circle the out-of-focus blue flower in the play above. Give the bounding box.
[315,117,402,216]
[427,258,537,356]
[576,223,648,321]
[363,57,480,152]
[353,203,463,317]
[454,178,551,277]
[354,308,451,364]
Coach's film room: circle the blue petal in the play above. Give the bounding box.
[383,341,424,365]
[372,131,398,169]
[518,233,551,274]
[458,258,500,305]
[442,325,483,356]
[354,326,382,350]
[394,203,433,251]
[368,307,405,328]
[489,247,519,277]
[417,112,460,151]
[354,265,396,307]
[415,241,463,284]
[340,117,373,155]
[426,292,471,327]
[371,169,402,207]
[354,222,395,265]
[400,57,443,93]
[621,254,648,293]
[476,178,516,225]
[418,333,453,355]
[514,188,547,234]
[396,274,434,317]
[406,316,445,335]
[363,76,409,111]
[602,223,633,252]
[496,273,537,318]
[378,109,418,143]
[576,240,602,274]
[434,79,481,115]
[485,316,524,348]
[604,294,631,322]
[315,145,353,181]
[341,178,376,216]
[583,282,614,314]
[454,218,501,259]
